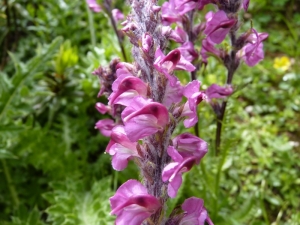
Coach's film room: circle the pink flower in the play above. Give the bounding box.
[154,48,195,86]
[174,0,212,15]
[108,76,148,107]
[238,29,268,66]
[173,133,207,164]
[178,42,199,62]
[110,180,161,225]
[204,10,236,44]
[112,9,124,23]
[180,197,214,225]
[181,80,207,128]
[162,80,183,108]
[106,126,140,171]
[200,38,222,63]
[142,33,154,53]
[162,146,198,198]
[161,0,181,25]
[121,97,169,141]
[205,84,233,100]
[86,0,102,13]
[169,27,188,44]
[95,102,111,114]
[95,118,115,137]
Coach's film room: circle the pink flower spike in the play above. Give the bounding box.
[109,76,148,107]
[106,126,140,171]
[95,118,115,137]
[180,197,214,225]
[95,102,110,114]
[122,97,169,141]
[112,9,124,23]
[110,180,161,225]
[173,133,208,164]
[206,84,233,100]
[162,146,197,198]
[86,0,102,13]
[204,10,236,44]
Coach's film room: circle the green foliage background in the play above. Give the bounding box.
[0,0,299,224]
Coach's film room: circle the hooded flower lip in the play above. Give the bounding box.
[154,48,196,86]
[180,197,214,225]
[106,126,140,171]
[205,84,233,100]
[173,133,208,164]
[121,97,169,142]
[162,146,198,198]
[108,76,148,107]
[95,118,115,137]
[110,180,161,225]
[204,10,236,44]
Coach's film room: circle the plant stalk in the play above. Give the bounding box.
[1,159,20,208]
[86,3,96,47]
[215,29,239,155]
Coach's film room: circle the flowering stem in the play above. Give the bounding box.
[215,101,227,155]
[215,30,239,155]
[213,138,229,218]
[103,1,127,61]
[108,13,127,61]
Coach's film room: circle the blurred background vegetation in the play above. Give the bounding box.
[0,0,299,224]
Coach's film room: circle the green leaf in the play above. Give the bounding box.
[0,149,17,159]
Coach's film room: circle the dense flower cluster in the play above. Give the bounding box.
[89,0,267,224]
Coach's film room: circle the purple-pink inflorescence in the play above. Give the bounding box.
[90,0,267,224]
